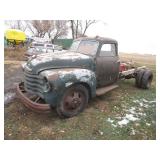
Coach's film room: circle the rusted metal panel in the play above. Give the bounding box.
[41,68,97,99]
[26,52,95,74]
[96,84,118,96]
[96,43,120,87]
[17,82,51,113]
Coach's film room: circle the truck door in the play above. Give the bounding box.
[96,43,120,87]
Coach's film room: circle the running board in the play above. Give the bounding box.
[96,84,119,96]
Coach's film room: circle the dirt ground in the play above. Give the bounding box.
[4,61,24,92]
[4,53,156,140]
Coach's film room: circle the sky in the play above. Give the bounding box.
[86,19,159,54]
[86,0,160,55]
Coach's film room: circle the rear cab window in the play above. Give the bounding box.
[100,43,116,56]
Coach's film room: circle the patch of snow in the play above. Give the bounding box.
[107,118,118,127]
[143,104,149,108]
[125,114,139,121]
[135,123,140,126]
[137,112,146,116]
[146,123,151,126]
[138,108,143,111]
[133,100,140,103]
[133,98,156,109]
[112,124,118,127]
[107,98,155,128]
[130,128,136,135]
[128,107,136,114]
[118,119,129,126]
[152,120,156,124]
[139,102,143,107]
[142,98,148,103]
[107,118,114,123]
[4,92,16,105]
[99,130,104,135]
[148,100,156,104]
[117,114,139,127]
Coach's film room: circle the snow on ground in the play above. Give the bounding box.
[107,98,156,127]
[4,92,16,106]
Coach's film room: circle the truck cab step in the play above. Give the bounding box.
[96,84,119,96]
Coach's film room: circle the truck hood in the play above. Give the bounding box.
[25,51,95,74]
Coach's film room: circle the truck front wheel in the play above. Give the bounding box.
[56,84,89,118]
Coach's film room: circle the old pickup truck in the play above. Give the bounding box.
[17,36,153,118]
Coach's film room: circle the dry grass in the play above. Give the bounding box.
[4,47,27,61]
[119,52,156,67]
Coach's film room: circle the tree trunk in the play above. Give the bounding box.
[75,20,78,38]
[70,20,75,39]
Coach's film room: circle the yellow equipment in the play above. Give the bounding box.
[5,29,26,45]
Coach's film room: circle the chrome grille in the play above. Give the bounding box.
[24,69,44,98]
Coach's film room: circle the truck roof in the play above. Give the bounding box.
[76,36,118,44]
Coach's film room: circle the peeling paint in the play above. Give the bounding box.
[65,82,73,87]
[29,52,90,67]
[57,69,96,90]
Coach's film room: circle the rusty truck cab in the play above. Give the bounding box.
[74,36,119,87]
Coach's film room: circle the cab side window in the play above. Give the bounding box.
[100,43,116,56]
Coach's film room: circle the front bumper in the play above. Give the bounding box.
[16,82,51,113]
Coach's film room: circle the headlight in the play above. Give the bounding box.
[21,62,27,71]
[43,77,51,93]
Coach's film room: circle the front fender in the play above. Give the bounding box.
[40,68,97,99]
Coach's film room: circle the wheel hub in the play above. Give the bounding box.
[64,91,82,110]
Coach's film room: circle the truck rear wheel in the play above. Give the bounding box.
[135,69,145,88]
[56,84,89,118]
[141,70,153,89]
[135,69,153,89]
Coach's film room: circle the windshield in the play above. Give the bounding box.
[69,40,99,56]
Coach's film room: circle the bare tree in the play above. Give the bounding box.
[70,20,75,39]
[70,20,97,39]
[82,20,96,36]
[50,20,68,43]
[5,20,27,31]
[26,20,68,42]
[26,20,51,38]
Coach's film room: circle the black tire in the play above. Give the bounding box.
[56,84,89,118]
[135,69,145,88]
[141,70,153,89]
